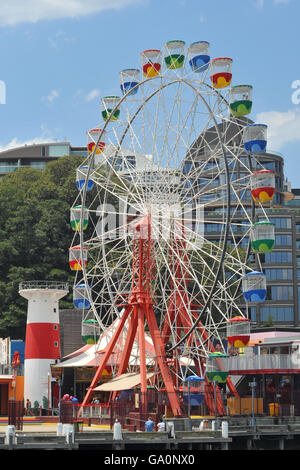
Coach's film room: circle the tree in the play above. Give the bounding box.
[263,314,274,327]
[0,154,88,339]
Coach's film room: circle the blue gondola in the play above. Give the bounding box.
[73,283,91,309]
[183,376,205,406]
[242,271,267,303]
[188,41,210,72]
[120,69,140,95]
[243,123,267,154]
[76,165,94,191]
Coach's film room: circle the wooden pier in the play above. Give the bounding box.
[1,417,300,451]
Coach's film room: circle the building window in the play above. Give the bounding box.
[273,193,282,204]
[267,285,294,301]
[240,189,251,201]
[49,144,69,157]
[0,160,18,167]
[260,306,294,322]
[204,223,222,233]
[183,162,192,174]
[30,161,45,169]
[265,251,292,264]
[265,268,293,281]
[111,157,123,171]
[0,161,18,173]
[275,235,292,246]
[240,307,256,321]
[126,155,136,168]
[261,161,275,171]
[298,287,300,320]
[266,217,291,229]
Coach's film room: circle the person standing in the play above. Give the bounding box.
[157,419,165,432]
[25,399,32,416]
[145,417,155,432]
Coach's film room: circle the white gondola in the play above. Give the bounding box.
[87,128,106,155]
[229,85,253,117]
[210,57,232,89]
[164,40,185,69]
[70,205,89,231]
[250,221,275,253]
[101,96,120,121]
[69,246,88,271]
[141,49,161,77]
[227,317,251,348]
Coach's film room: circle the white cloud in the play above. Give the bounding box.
[85,89,100,102]
[274,0,295,4]
[253,0,264,9]
[0,0,144,26]
[256,108,300,151]
[48,30,76,48]
[0,127,55,152]
[42,89,59,103]
[0,136,51,152]
[253,0,294,8]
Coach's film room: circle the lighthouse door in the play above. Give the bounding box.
[0,383,8,415]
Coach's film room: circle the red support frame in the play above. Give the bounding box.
[81,215,181,416]
[82,214,238,417]
[161,235,239,415]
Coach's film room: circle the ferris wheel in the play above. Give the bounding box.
[69,40,275,412]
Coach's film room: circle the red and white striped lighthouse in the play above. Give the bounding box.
[19,281,69,407]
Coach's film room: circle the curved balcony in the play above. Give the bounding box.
[228,354,300,375]
[19,280,69,292]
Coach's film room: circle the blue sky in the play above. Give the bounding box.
[0,0,299,184]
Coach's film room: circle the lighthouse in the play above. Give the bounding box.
[19,281,69,408]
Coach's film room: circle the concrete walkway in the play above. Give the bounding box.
[0,422,111,434]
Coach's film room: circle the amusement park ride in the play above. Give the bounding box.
[68,40,275,417]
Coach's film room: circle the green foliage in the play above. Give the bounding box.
[0,155,86,339]
[33,400,40,415]
[263,314,274,327]
[42,396,49,409]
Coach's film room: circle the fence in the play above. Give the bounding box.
[74,390,211,430]
[19,280,69,291]
[228,354,300,372]
[8,400,23,430]
[59,390,300,428]
[77,400,157,431]
[60,400,79,424]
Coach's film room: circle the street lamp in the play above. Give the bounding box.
[249,378,257,430]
